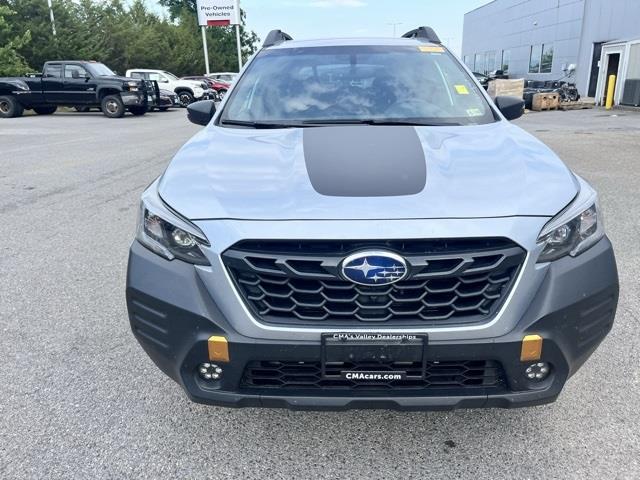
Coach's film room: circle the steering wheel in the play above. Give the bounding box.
[385,98,449,118]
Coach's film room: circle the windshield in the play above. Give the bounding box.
[88,63,116,76]
[221,45,495,127]
[163,71,179,81]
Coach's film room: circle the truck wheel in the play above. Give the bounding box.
[101,95,125,118]
[34,106,57,115]
[129,106,147,116]
[218,89,227,100]
[177,91,194,107]
[158,107,169,112]
[0,95,24,118]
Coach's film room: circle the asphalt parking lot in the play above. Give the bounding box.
[2,108,639,479]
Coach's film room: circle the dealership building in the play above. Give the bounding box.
[461,0,640,106]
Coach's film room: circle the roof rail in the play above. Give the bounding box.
[263,29,293,48]
[401,26,441,44]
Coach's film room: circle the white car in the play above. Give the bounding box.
[206,72,238,83]
[125,69,213,106]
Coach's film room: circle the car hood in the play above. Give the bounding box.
[158,121,578,221]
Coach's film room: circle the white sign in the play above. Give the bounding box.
[196,0,240,27]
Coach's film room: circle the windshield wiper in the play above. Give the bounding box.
[220,119,306,129]
[301,119,462,126]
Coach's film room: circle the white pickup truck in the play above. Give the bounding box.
[125,68,213,107]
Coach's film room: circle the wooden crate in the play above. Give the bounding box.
[487,79,524,99]
[531,93,559,111]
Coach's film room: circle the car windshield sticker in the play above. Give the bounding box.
[455,85,469,95]
[418,46,445,53]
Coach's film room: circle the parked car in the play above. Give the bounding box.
[155,88,180,111]
[182,76,231,99]
[125,69,214,107]
[473,72,490,89]
[206,72,238,83]
[0,61,155,118]
[127,27,618,411]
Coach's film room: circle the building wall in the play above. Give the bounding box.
[462,0,585,82]
[462,0,640,97]
[575,0,640,95]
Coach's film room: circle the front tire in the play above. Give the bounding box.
[101,95,125,118]
[217,89,227,100]
[177,91,194,107]
[158,107,169,112]
[34,106,57,115]
[129,105,147,116]
[0,95,24,118]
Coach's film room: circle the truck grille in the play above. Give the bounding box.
[241,360,505,391]
[223,239,525,326]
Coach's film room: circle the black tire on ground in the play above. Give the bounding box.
[158,107,169,112]
[129,105,147,116]
[74,106,90,113]
[101,94,125,118]
[0,95,24,118]
[33,106,57,115]
[218,89,227,100]
[177,91,194,107]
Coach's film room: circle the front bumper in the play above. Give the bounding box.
[121,91,147,106]
[126,235,618,410]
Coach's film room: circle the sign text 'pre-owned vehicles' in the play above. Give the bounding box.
[126,27,618,411]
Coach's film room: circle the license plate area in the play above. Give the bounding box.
[321,333,428,380]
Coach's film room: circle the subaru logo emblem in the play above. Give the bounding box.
[341,251,408,286]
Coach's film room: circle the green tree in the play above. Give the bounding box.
[0,0,258,77]
[0,5,32,76]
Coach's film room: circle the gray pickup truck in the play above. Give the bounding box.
[0,60,158,118]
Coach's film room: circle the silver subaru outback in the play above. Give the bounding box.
[126,27,618,410]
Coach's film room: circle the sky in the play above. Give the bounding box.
[143,0,492,55]
[238,0,491,55]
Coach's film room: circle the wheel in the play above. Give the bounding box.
[101,95,125,118]
[217,89,227,100]
[177,91,194,107]
[0,95,24,118]
[129,105,147,116]
[74,106,89,113]
[158,107,169,112]
[33,106,57,115]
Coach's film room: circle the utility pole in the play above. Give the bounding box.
[47,0,57,36]
[387,22,402,37]
[201,26,210,74]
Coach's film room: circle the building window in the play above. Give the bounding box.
[474,53,485,73]
[541,44,554,73]
[529,44,554,73]
[501,50,510,73]
[529,45,542,73]
[485,51,496,74]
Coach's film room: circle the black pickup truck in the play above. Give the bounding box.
[0,60,159,119]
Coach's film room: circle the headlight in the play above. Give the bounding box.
[537,177,604,263]
[136,187,210,266]
[126,81,139,91]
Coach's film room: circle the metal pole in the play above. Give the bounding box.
[235,24,243,71]
[201,26,210,75]
[47,0,57,36]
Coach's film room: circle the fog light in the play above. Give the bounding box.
[525,362,550,381]
[198,362,222,381]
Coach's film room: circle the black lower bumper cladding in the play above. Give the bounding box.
[126,238,618,411]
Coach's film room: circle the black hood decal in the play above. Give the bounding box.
[303,126,426,197]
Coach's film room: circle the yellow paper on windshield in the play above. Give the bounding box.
[418,46,445,53]
[455,85,470,95]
